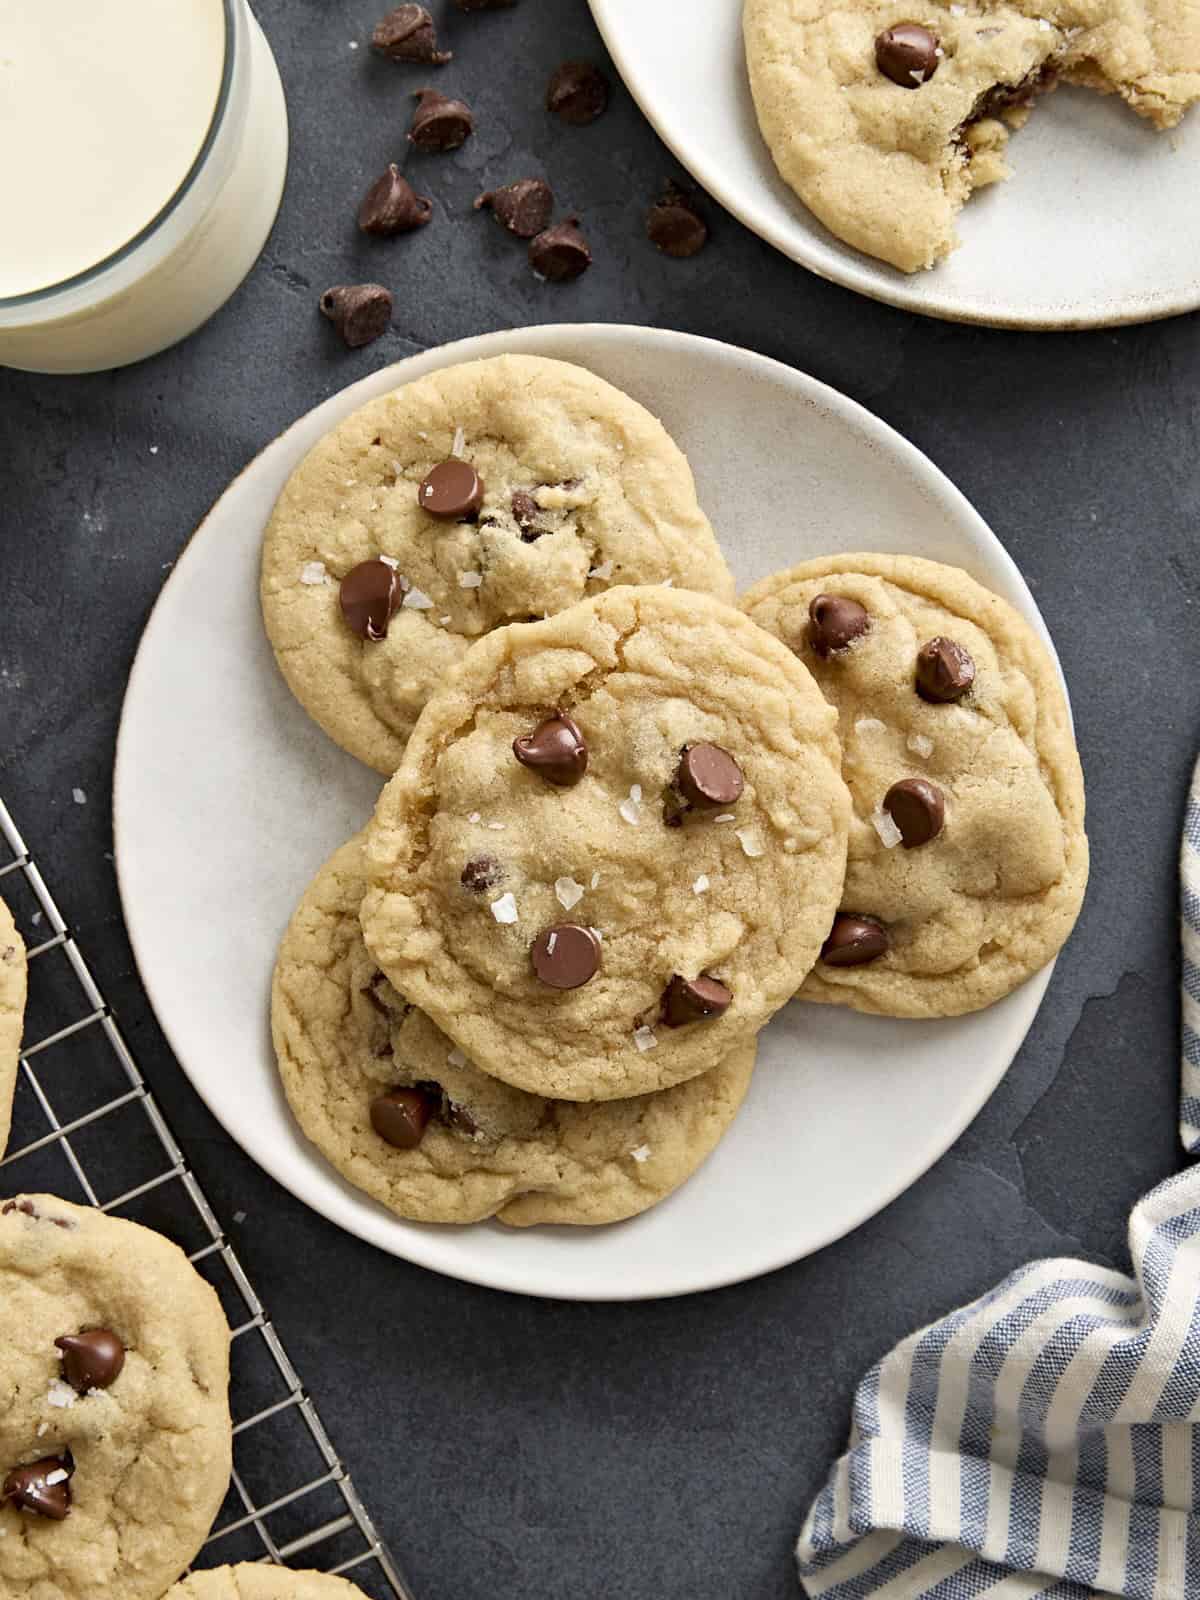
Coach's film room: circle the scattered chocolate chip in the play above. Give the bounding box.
[371,5,451,63]
[529,218,592,282]
[339,558,402,641]
[661,973,732,1027]
[2,1454,74,1521]
[511,489,548,540]
[419,459,484,519]
[475,177,554,239]
[916,637,975,703]
[883,778,945,848]
[358,164,433,235]
[875,23,941,88]
[409,89,474,151]
[821,914,889,967]
[461,855,504,891]
[531,924,601,989]
[370,1086,437,1149]
[546,60,610,125]
[808,594,870,658]
[320,283,393,348]
[676,743,744,810]
[646,182,708,258]
[55,1330,126,1393]
[513,712,588,787]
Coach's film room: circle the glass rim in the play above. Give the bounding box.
[0,0,238,311]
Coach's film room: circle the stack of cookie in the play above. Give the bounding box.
[261,354,1088,1229]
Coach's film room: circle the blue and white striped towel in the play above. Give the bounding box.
[796,762,1200,1599]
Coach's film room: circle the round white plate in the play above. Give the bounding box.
[116,324,1063,1300]
[589,0,1200,329]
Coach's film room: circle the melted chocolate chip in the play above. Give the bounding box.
[475,178,554,238]
[511,489,548,540]
[915,637,975,703]
[370,1087,437,1149]
[339,558,402,641]
[808,594,870,658]
[969,65,1057,124]
[646,183,708,258]
[409,89,474,151]
[1,1200,71,1228]
[419,459,484,519]
[2,1453,74,1521]
[461,855,504,892]
[56,1330,126,1393]
[676,743,744,810]
[371,5,451,63]
[358,164,433,235]
[883,778,945,848]
[546,60,610,125]
[320,283,393,348]
[661,974,732,1027]
[513,713,588,787]
[529,218,592,282]
[531,924,601,989]
[875,23,941,88]
[821,914,889,967]
[362,972,392,1017]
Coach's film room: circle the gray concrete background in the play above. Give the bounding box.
[0,2,1195,1596]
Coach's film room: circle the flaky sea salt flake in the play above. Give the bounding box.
[907,732,935,759]
[379,553,399,570]
[72,788,86,806]
[490,893,519,925]
[630,1144,652,1163]
[871,807,903,849]
[714,813,736,824]
[555,876,585,911]
[447,1047,468,1068]
[633,1026,658,1053]
[459,570,483,588]
[402,587,433,610]
[855,717,887,738]
[452,425,466,458]
[590,872,601,889]
[300,561,328,585]
[735,829,764,859]
[618,798,640,825]
[588,560,613,580]
[468,812,481,823]
[692,874,710,894]
[46,1380,77,1410]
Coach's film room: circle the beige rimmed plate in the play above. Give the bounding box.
[115,324,1069,1300]
[589,0,1200,329]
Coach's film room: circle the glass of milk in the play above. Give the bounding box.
[0,0,289,374]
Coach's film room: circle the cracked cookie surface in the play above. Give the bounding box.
[273,837,756,1225]
[743,553,1088,1017]
[360,586,850,1100]
[0,897,25,1157]
[0,1195,231,1600]
[167,1565,370,1599]
[261,354,734,774]
[744,0,1200,272]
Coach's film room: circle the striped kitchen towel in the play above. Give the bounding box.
[1182,756,1200,1154]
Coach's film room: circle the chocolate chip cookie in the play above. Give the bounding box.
[0,1195,232,1598]
[1,898,26,1157]
[274,836,756,1224]
[742,553,1088,1017]
[360,586,851,1099]
[168,1566,371,1599]
[743,0,1200,272]
[261,355,734,774]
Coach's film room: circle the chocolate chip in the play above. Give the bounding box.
[529,218,592,282]
[55,1330,126,1393]
[661,973,732,1027]
[646,183,708,258]
[2,1454,74,1521]
[531,924,601,989]
[320,283,393,348]
[916,637,975,703]
[676,743,744,810]
[475,177,554,239]
[409,89,474,151]
[371,5,451,63]
[511,489,548,540]
[875,23,941,88]
[358,164,433,235]
[0,1199,71,1228]
[821,914,888,966]
[362,972,392,1016]
[883,778,945,848]
[513,712,588,787]
[808,594,870,658]
[546,60,610,125]
[370,1086,436,1149]
[461,855,504,891]
[339,558,402,641]
[419,459,484,519]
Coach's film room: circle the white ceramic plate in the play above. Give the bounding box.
[115,324,1064,1300]
[589,0,1200,329]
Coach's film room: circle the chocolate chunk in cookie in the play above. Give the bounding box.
[531,924,601,989]
[821,914,888,966]
[675,743,744,810]
[461,855,505,892]
[916,637,975,703]
[419,459,484,519]
[661,974,732,1026]
[340,558,402,641]
[2,1452,74,1520]
[513,713,588,787]
[56,1330,126,1393]
[875,23,941,88]
[370,1087,436,1148]
[808,594,869,657]
[883,778,945,848]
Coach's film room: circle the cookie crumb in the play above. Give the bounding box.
[300,561,329,585]
[490,892,518,924]
[633,1025,658,1052]
[630,1143,652,1163]
[72,788,86,805]
[870,807,904,849]
[555,876,585,910]
[692,874,710,894]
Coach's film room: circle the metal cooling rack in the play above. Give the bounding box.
[0,795,413,1600]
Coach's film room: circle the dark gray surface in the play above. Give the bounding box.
[0,3,1194,1596]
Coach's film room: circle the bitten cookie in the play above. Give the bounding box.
[0,897,26,1157]
[273,837,756,1225]
[361,585,851,1100]
[742,553,1087,1017]
[261,354,735,774]
[167,1566,370,1599]
[0,1195,232,1599]
[743,0,1200,272]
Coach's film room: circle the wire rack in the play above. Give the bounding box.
[0,794,414,1600]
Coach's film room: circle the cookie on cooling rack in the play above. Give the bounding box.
[0,897,26,1157]
[0,1195,232,1599]
[167,1566,372,1598]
